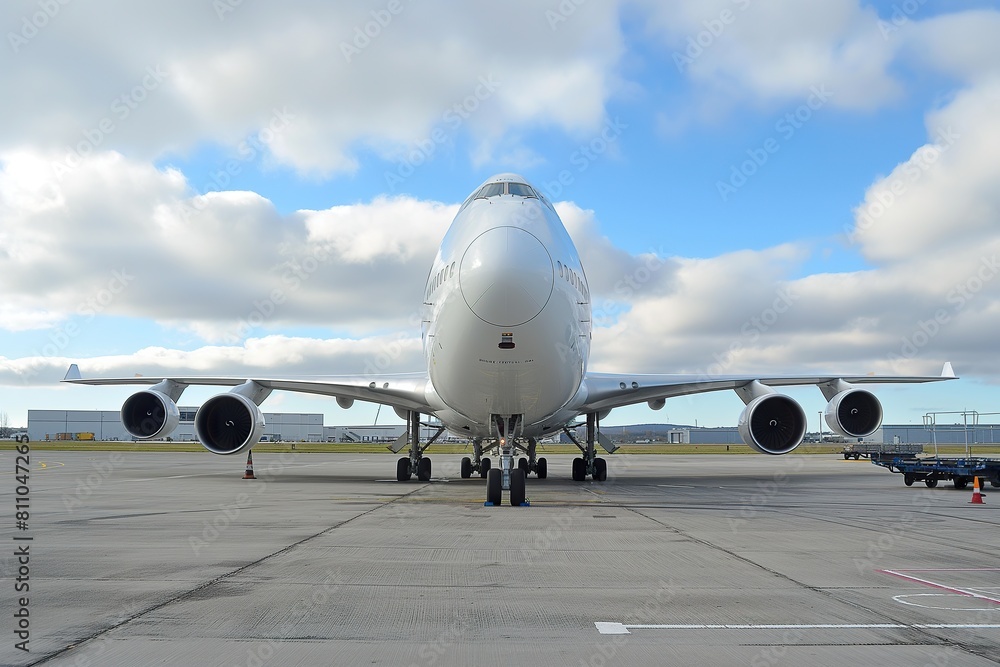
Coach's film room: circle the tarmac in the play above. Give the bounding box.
[1,449,998,666]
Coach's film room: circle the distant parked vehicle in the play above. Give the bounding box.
[842,442,923,460]
[6,431,29,443]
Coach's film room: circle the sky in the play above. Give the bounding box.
[2,0,999,432]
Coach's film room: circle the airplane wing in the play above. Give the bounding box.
[61,364,434,413]
[578,363,957,413]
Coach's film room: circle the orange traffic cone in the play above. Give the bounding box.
[243,450,256,480]
[969,476,984,504]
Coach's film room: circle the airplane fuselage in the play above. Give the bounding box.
[421,174,591,438]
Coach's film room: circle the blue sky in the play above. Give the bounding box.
[2,1,999,432]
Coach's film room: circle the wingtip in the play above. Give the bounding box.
[941,361,956,378]
[63,363,82,381]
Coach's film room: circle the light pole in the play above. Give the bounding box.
[818,411,823,443]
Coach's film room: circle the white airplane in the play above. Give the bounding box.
[64,172,957,505]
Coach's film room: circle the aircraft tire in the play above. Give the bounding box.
[396,457,411,482]
[510,469,526,507]
[594,458,608,482]
[417,457,432,482]
[480,457,491,478]
[536,458,547,479]
[486,468,502,505]
[460,457,472,479]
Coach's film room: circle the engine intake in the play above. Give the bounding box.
[121,390,179,440]
[195,393,265,455]
[738,393,806,455]
[825,389,882,438]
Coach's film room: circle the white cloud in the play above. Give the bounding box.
[0,149,453,338]
[633,0,901,111]
[0,334,425,387]
[0,1,624,175]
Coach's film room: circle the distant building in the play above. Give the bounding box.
[29,408,323,442]
[27,409,464,444]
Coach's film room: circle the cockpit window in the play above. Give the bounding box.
[507,183,536,198]
[475,183,506,199]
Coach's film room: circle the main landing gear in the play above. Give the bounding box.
[461,437,547,481]
[393,411,444,482]
[460,438,493,480]
[565,412,617,482]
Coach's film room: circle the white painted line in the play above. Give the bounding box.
[595,622,1000,635]
[595,622,629,635]
[893,594,999,611]
[881,569,1000,605]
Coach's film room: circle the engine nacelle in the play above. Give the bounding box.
[825,389,882,438]
[121,390,180,440]
[195,393,265,455]
[738,393,806,455]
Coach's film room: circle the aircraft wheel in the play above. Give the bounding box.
[480,457,491,478]
[572,457,585,482]
[396,457,411,482]
[510,469,526,507]
[925,478,938,488]
[518,457,528,475]
[460,457,472,479]
[486,468,502,506]
[594,458,608,482]
[536,457,547,479]
[417,457,432,482]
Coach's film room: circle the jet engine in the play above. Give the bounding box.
[195,390,266,455]
[738,393,806,455]
[825,388,882,438]
[121,389,180,440]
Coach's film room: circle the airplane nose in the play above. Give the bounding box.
[460,226,554,327]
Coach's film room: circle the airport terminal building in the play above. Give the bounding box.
[27,409,452,443]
